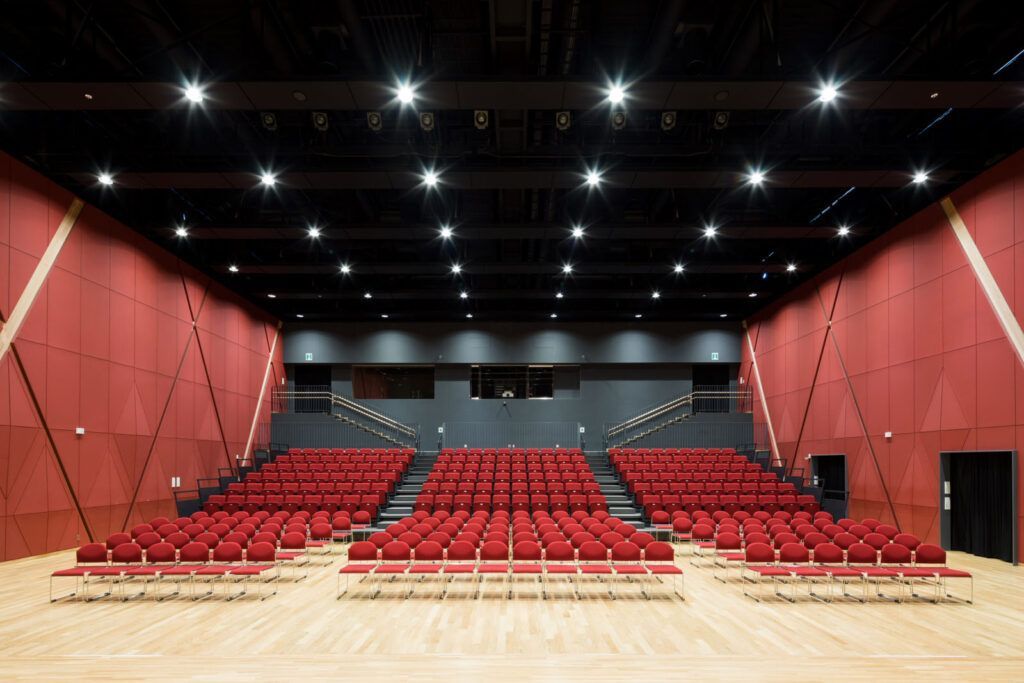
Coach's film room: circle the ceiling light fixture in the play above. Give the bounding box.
[747,169,765,186]
[267,293,276,299]
[571,226,585,239]
[786,263,797,272]
[720,313,728,318]
[585,170,602,187]
[381,314,389,319]
[364,292,372,299]
[837,225,850,237]
[466,313,474,319]
[296,314,304,318]
[228,265,239,273]
[817,83,838,103]
[562,264,573,274]
[423,169,439,187]
[259,172,276,187]
[555,292,564,299]
[97,173,114,186]
[459,291,469,299]
[673,264,685,274]
[450,263,462,275]
[704,225,717,238]
[550,313,558,319]
[396,82,415,104]
[608,84,625,104]
[307,226,321,238]
[748,292,758,298]
[184,84,205,104]
[340,264,351,274]
[912,171,930,184]
[635,314,643,319]
[174,226,188,238]
[439,225,453,239]
[651,291,661,299]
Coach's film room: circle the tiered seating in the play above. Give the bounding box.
[668,510,972,603]
[50,510,339,602]
[608,447,819,517]
[414,447,607,515]
[203,447,414,521]
[337,508,682,600]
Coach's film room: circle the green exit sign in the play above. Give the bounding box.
[304,352,313,361]
[711,352,719,361]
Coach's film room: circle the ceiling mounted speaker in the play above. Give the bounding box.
[555,110,571,131]
[661,111,677,131]
[713,111,730,130]
[474,110,489,130]
[311,111,329,132]
[420,111,436,132]
[611,111,626,130]
[260,112,278,131]
[367,111,383,131]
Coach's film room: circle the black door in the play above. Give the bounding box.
[294,364,331,389]
[812,454,847,519]
[692,364,731,412]
[947,452,1014,562]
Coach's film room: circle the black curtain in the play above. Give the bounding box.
[950,452,1013,562]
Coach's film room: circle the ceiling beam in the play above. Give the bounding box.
[3,79,1019,111]
[231,263,791,275]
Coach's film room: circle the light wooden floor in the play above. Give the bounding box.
[0,546,1021,682]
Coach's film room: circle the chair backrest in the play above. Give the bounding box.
[347,541,378,562]
[644,541,674,562]
[246,541,276,563]
[650,511,670,524]
[111,543,143,563]
[893,533,921,550]
[413,541,444,562]
[691,523,715,541]
[599,532,626,548]
[156,523,179,538]
[367,532,392,548]
[880,543,911,564]
[145,542,176,563]
[863,532,889,550]
[876,524,899,539]
[386,524,407,537]
[446,540,477,562]
[252,531,278,545]
[610,541,642,562]
[545,541,575,562]
[136,532,161,549]
[631,532,656,548]
[744,542,775,564]
[397,531,422,548]
[130,524,154,539]
[846,542,879,564]
[480,541,509,561]
[213,541,243,563]
[76,543,108,564]
[715,532,742,551]
[778,542,809,563]
[834,532,858,549]
[745,532,770,546]
[180,541,211,563]
[914,543,946,565]
[209,523,231,538]
[310,522,332,540]
[280,532,307,550]
[861,518,881,530]
[803,532,829,550]
[105,532,131,550]
[224,531,249,547]
[672,517,693,533]
[512,541,542,561]
[381,541,412,562]
[578,541,609,562]
[811,542,844,564]
[165,531,191,549]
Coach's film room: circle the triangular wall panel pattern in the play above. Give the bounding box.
[744,149,1024,562]
[0,152,280,561]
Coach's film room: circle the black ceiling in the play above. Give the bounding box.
[1,0,1023,322]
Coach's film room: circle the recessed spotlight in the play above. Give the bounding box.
[786,263,797,272]
[381,314,389,319]
[562,264,573,274]
[930,91,939,99]
[228,265,239,273]
[585,170,602,187]
[912,171,930,184]
[340,264,351,274]
[651,291,661,299]
[550,313,558,319]
[673,264,685,274]
[817,83,838,103]
[174,226,188,238]
[184,84,204,104]
[267,293,276,299]
[635,314,643,319]
[450,263,462,275]
[555,292,564,299]
[748,292,758,298]
[307,226,321,239]
[423,169,439,187]
[837,225,850,237]
[571,226,585,239]
[704,225,717,238]
[608,84,625,104]
[364,292,372,299]
[720,313,728,318]
[83,92,93,100]
[747,170,765,185]
[466,313,474,319]
[296,314,304,319]
[459,291,469,299]
[259,172,276,187]
[97,173,114,186]
[396,82,415,104]
[439,225,453,239]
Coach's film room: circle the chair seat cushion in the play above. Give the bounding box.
[443,564,477,574]
[477,563,509,573]
[818,565,862,578]
[276,553,303,560]
[306,541,327,547]
[783,566,828,577]
[894,567,937,578]
[194,565,234,575]
[338,564,377,574]
[672,533,692,541]
[695,542,716,548]
[86,567,128,576]
[511,563,543,573]
[52,567,96,577]
[159,565,204,576]
[375,564,409,574]
[749,566,790,577]
[718,553,746,561]
[580,565,613,574]
[124,567,162,576]
[544,564,578,574]
[229,565,275,576]
[408,563,443,573]
[933,567,972,578]
[857,567,898,577]
[612,565,648,575]
[646,564,683,575]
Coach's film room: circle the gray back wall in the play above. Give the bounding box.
[280,322,744,447]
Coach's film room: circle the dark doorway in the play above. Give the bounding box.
[940,451,1017,564]
[692,364,731,413]
[294,364,331,390]
[811,454,848,519]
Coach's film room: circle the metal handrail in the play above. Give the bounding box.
[607,389,748,438]
[272,389,417,438]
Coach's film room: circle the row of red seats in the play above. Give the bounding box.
[414,493,607,514]
[440,448,584,456]
[50,541,284,602]
[205,493,384,517]
[607,447,738,456]
[284,447,414,457]
[642,493,819,516]
[422,481,601,494]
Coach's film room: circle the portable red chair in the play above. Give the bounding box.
[192,541,245,601]
[122,541,177,600]
[577,541,613,598]
[543,541,579,599]
[50,543,109,602]
[910,543,973,603]
[777,543,829,602]
[337,541,379,598]
[810,542,865,602]
[510,541,544,598]
[476,541,510,599]
[741,542,789,602]
[710,532,744,582]
[643,541,683,599]
[230,541,279,600]
[441,540,479,599]
[846,542,899,601]
[406,541,445,598]
[373,541,413,598]
[610,542,649,599]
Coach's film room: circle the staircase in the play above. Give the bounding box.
[584,451,644,527]
[605,388,752,449]
[375,451,439,528]
[613,413,692,448]
[272,388,419,449]
[332,413,408,448]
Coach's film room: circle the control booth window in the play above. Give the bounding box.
[470,365,578,399]
[352,366,435,399]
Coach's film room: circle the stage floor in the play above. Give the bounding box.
[1,544,1021,681]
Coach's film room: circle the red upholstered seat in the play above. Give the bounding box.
[477,563,509,573]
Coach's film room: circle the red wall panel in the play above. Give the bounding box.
[0,152,280,561]
[744,149,1024,563]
